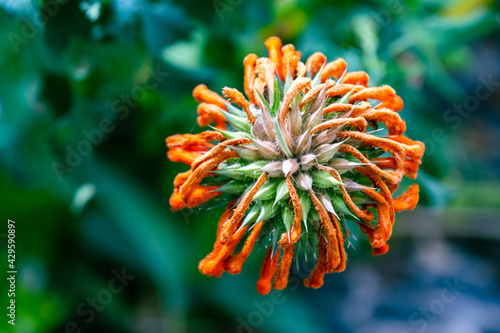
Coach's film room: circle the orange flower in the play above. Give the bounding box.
[166,37,424,294]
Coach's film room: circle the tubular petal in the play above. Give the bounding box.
[256,247,281,295]
[305,52,327,77]
[393,184,420,212]
[193,84,228,110]
[265,37,283,79]
[225,221,266,274]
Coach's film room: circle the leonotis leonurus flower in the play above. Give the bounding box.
[166,37,424,295]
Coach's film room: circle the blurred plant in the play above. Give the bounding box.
[166,37,424,295]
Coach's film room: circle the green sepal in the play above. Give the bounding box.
[237,160,268,178]
[335,86,356,105]
[272,119,294,158]
[271,77,281,114]
[224,102,247,117]
[312,170,343,188]
[282,205,293,236]
[310,62,325,87]
[299,192,312,232]
[253,180,278,201]
[274,179,289,205]
[255,89,272,114]
[217,181,247,194]
[240,204,261,230]
[211,126,252,140]
[219,109,252,132]
[257,201,277,222]
[331,195,359,220]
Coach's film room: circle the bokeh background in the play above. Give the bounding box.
[1,0,500,332]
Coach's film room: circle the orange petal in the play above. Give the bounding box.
[393,184,420,212]
[342,71,370,86]
[185,185,221,209]
[281,44,302,78]
[256,247,281,295]
[167,148,204,166]
[305,52,326,78]
[169,188,186,211]
[193,84,227,110]
[321,58,347,82]
[243,54,258,104]
[265,36,283,79]
[273,243,294,290]
[224,220,265,274]
[197,103,227,130]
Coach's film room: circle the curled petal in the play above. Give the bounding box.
[265,36,283,79]
[244,54,258,104]
[193,84,228,110]
[281,44,302,79]
[220,172,268,244]
[197,103,227,129]
[305,52,327,77]
[170,188,186,211]
[167,148,205,166]
[393,184,420,212]
[225,221,266,274]
[279,77,311,124]
[223,87,255,124]
[341,71,370,86]
[321,58,347,82]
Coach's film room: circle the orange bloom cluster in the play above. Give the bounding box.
[166,36,424,294]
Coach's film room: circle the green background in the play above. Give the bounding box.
[1,0,499,332]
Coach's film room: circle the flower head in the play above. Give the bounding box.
[166,36,424,294]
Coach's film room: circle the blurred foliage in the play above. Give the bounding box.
[0,0,499,332]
